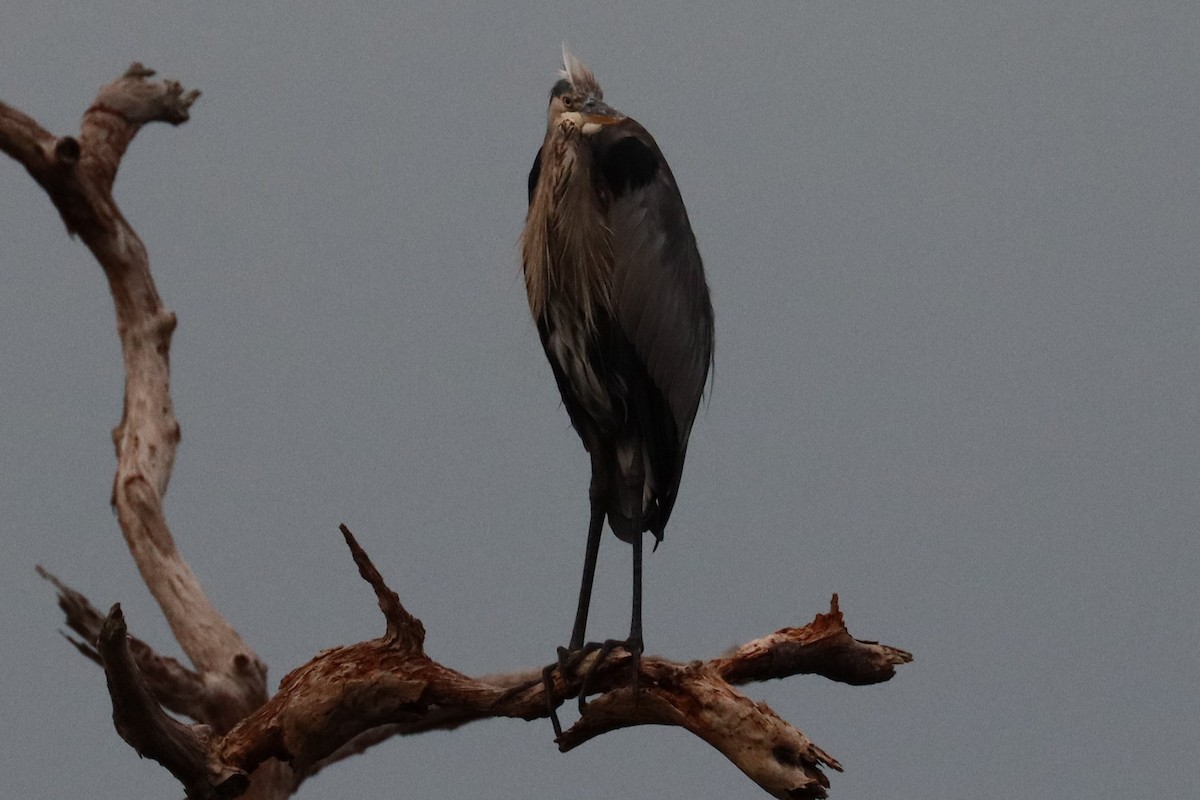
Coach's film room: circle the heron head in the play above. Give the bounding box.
[547,48,624,136]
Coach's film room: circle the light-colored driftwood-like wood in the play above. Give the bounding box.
[1,64,256,694]
[7,64,912,800]
[2,65,287,800]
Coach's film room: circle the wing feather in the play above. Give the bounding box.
[592,121,714,522]
[596,121,713,435]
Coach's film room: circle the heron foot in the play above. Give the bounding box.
[541,644,598,738]
[542,660,565,739]
[577,635,643,714]
[542,638,644,737]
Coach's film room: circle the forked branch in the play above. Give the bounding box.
[86,526,908,799]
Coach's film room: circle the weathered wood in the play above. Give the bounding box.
[4,64,288,800]
[97,604,249,800]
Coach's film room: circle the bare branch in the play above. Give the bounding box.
[0,98,57,173]
[208,534,909,799]
[554,664,841,800]
[340,524,425,650]
[97,604,248,800]
[54,528,906,797]
[7,64,291,800]
[35,565,105,662]
[4,63,264,705]
[36,566,259,724]
[713,594,914,686]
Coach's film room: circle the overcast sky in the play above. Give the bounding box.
[2,2,1198,798]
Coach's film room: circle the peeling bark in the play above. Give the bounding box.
[3,65,287,800]
[57,531,909,800]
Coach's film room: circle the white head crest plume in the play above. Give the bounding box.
[559,45,603,98]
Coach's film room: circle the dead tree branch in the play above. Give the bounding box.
[72,526,906,799]
[97,604,250,800]
[6,64,912,799]
[37,564,233,723]
[3,65,288,799]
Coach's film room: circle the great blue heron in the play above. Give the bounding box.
[521,50,714,699]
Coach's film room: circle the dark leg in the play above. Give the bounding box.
[630,530,643,651]
[541,661,564,739]
[543,469,608,736]
[577,532,645,711]
[569,494,606,650]
[627,531,645,698]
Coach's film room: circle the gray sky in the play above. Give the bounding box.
[3,2,1197,798]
